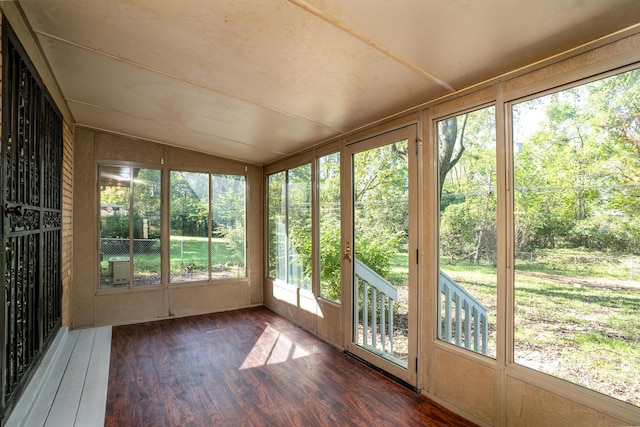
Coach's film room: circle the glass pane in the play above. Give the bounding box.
[288,164,312,289]
[319,152,341,302]
[99,166,131,288]
[437,106,497,358]
[513,69,640,407]
[353,140,409,367]
[268,172,286,281]
[132,168,161,286]
[211,174,246,278]
[170,171,209,282]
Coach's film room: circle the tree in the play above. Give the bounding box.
[170,172,209,237]
[513,68,640,254]
[438,107,497,262]
[353,140,408,279]
[438,114,468,200]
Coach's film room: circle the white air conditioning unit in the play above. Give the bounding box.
[109,257,130,285]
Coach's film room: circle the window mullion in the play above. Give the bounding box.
[128,167,134,289]
[285,170,290,285]
[208,173,213,281]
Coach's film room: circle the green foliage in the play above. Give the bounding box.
[267,172,285,279]
[266,165,313,288]
[318,221,398,302]
[354,140,408,252]
[509,69,640,254]
[215,223,245,266]
[288,164,313,288]
[356,238,393,278]
[170,171,210,237]
[440,194,497,259]
[567,215,640,253]
[212,174,246,265]
[101,214,129,238]
[319,152,342,302]
[319,224,342,302]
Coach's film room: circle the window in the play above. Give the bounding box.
[99,166,161,288]
[512,68,640,407]
[268,171,286,281]
[437,106,497,358]
[267,164,312,290]
[170,171,246,282]
[211,174,247,277]
[319,152,341,302]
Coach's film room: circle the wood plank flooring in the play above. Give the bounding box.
[105,307,477,426]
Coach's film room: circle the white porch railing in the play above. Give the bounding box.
[438,270,488,355]
[354,258,399,362]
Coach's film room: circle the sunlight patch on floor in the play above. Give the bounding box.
[239,325,310,369]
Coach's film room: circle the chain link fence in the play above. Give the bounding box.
[100,238,161,258]
[100,238,161,287]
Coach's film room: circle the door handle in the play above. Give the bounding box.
[343,241,352,262]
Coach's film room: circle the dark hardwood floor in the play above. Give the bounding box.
[105,306,477,426]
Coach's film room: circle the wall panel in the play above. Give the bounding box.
[431,347,496,425]
[506,377,627,427]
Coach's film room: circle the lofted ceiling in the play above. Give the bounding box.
[15,0,640,165]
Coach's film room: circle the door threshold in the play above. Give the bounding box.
[344,350,419,394]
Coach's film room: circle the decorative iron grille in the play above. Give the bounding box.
[0,18,63,422]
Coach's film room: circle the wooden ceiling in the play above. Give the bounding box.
[15,0,640,164]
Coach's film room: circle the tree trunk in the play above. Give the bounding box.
[438,114,469,200]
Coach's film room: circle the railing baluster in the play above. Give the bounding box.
[454,292,461,347]
[363,281,369,346]
[472,307,480,353]
[353,259,398,360]
[371,287,377,348]
[481,313,488,354]
[437,280,444,340]
[444,285,451,343]
[354,277,360,345]
[381,295,386,353]
[389,298,394,354]
[464,300,471,350]
[439,271,488,356]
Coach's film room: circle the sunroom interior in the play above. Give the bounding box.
[1,0,640,426]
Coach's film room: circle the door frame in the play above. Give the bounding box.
[341,123,419,386]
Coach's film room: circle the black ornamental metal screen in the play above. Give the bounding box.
[0,19,63,422]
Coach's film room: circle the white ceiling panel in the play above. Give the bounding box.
[14,0,640,164]
[40,36,340,163]
[24,0,447,129]
[70,101,288,164]
[301,0,640,89]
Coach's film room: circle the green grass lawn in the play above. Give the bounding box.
[390,252,409,286]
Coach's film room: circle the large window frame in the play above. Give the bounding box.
[169,170,247,284]
[98,164,162,289]
[436,104,498,359]
[429,62,640,414]
[506,66,640,409]
[267,163,313,290]
[266,148,342,303]
[317,151,341,303]
[98,164,248,290]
